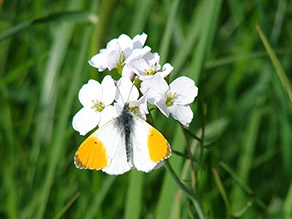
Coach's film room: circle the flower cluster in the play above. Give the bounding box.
[73,33,198,135]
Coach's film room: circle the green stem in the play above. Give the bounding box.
[164,160,206,219]
[172,149,199,162]
[180,123,197,189]
[198,102,206,175]
[183,128,202,143]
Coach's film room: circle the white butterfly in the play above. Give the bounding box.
[74,103,171,175]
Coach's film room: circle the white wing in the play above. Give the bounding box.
[98,120,133,175]
[131,116,171,172]
[75,119,132,175]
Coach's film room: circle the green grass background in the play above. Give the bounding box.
[1,0,292,218]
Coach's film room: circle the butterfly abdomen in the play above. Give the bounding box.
[116,104,134,162]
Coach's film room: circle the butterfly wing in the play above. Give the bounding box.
[74,119,133,175]
[131,116,171,172]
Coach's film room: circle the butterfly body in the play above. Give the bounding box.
[115,103,134,162]
[74,103,171,175]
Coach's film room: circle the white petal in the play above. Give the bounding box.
[114,102,124,115]
[159,63,173,78]
[118,34,133,57]
[106,38,119,50]
[88,53,107,71]
[144,52,160,67]
[101,75,116,106]
[130,95,148,120]
[169,76,198,105]
[72,107,100,135]
[99,105,118,126]
[140,74,169,104]
[122,64,135,79]
[129,51,159,76]
[106,48,121,71]
[127,84,139,102]
[138,75,155,81]
[136,95,149,114]
[155,96,170,117]
[132,33,147,48]
[116,76,139,104]
[127,58,149,75]
[124,46,151,64]
[78,79,102,107]
[168,104,193,127]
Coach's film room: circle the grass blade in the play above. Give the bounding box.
[219,161,253,195]
[154,125,185,219]
[130,0,153,35]
[211,168,231,213]
[283,182,292,217]
[0,52,48,88]
[35,1,93,217]
[54,192,80,219]
[34,11,97,24]
[124,171,143,219]
[0,11,97,42]
[256,25,292,113]
[0,20,32,42]
[219,161,266,210]
[84,176,116,218]
[189,0,222,82]
[164,161,205,219]
[159,0,180,64]
[230,108,262,211]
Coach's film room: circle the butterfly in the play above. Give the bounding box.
[74,103,171,175]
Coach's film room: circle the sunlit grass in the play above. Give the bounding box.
[1,0,292,218]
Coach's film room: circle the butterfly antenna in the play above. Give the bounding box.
[115,80,125,105]
[125,76,138,103]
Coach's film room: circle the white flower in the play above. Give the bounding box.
[88,33,147,74]
[140,74,198,126]
[115,76,148,120]
[124,50,173,81]
[122,46,151,78]
[72,76,117,135]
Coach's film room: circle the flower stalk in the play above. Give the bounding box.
[164,160,206,219]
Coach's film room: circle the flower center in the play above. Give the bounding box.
[129,105,139,115]
[116,51,125,75]
[144,63,158,75]
[91,100,105,112]
[165,91,176,106]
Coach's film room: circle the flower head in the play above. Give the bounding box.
[115,76,148,120]
[72,76,117,135]
[89,33,147,74]
[124,50,173,81]
[140,75,198,126]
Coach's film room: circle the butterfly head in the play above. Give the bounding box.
[122,102,130,112]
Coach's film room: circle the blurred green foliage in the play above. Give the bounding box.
[1,0,292,218]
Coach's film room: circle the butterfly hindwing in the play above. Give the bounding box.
[131,116,171,172]
[74,118,133,175]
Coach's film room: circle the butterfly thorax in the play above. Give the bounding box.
[116,103,134,162]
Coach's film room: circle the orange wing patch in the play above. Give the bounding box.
[147,127,171,162]
[74,135,108,170]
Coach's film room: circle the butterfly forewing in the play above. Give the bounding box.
[74,118,133,175]
[131,116,171,172]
